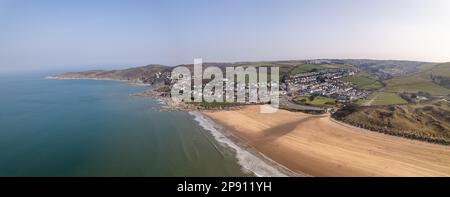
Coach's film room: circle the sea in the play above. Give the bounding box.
[0,72,285,177]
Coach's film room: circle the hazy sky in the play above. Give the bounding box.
[1,0,449,72]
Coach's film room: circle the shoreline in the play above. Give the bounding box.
[203,105,450,177]
[189,111,302,177]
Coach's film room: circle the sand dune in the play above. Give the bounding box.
[203,106,450,177]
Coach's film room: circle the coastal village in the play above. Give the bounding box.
[152,66,370,111]
[284,68,368,103]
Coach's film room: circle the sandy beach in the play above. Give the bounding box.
[203,105,450,177]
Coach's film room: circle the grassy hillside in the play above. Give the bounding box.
[342,72,383,90]
[334,59,425,79]
[248,63,294,77]
[384,63,450,96]
[148,61,301,76]
[430,63,450,89]
[51,64,171,84]
[289,64,325,75]
[432,63,450,76]
[289,63,351,75]
[333,100,450,144]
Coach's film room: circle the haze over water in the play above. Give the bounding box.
[0,73,250,176]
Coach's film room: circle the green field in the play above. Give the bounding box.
[289,64,325,75]
[417,62,439,71]
[342,72,383,90]
[237,62,294,76]
[357,92,408,106]
[293,96,336,107]
[383,63,450,96]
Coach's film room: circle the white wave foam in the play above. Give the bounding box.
[189,112,287,177]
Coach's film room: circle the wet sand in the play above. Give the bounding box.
[203,105,450,177]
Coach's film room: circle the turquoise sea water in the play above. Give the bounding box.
[0,73,250,176]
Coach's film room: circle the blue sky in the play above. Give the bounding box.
[1,0,449,72]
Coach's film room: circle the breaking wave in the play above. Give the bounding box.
[189,111,288,177]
